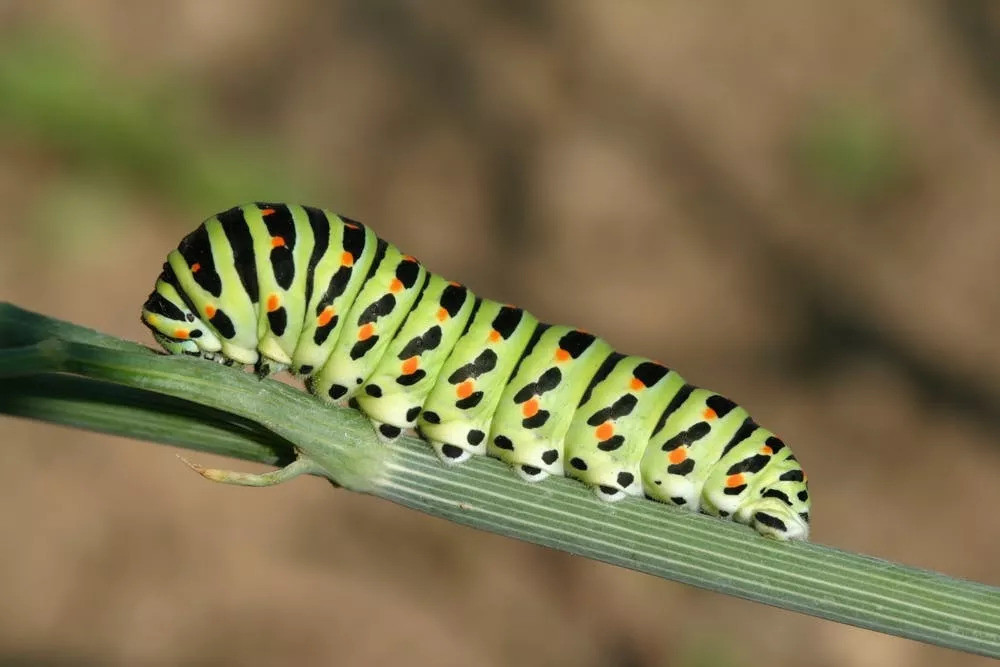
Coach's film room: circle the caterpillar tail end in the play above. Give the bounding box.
[178,455,321,487]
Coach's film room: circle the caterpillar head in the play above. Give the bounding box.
[140,280,222,358]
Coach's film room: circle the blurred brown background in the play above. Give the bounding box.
[1,2,999,666]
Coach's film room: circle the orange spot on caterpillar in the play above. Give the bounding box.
[630,377,645,391]
[260,208,275,216]
[341,251,354,266]
[173,329,189,340]
[702,408,717,420]
[358,323,375,341]
[456,380,474,399]
[668,447,687,465]
[345,222,360,230]
[271,236,286,248]
[401,356,419,375]
[522,397,540,418]
[389,278,403,293]
[190,263,201,273]
[488,330,501,343]
[726,473,746,488]
[204,304,216,318]
[402,255,417,263]
[555,349,570,362]
[317,307,335,327]
[436,307,448,322]
[760,444,773,456]
[595,422,614,441]
[267,294,280,312]
[449,281,462,287]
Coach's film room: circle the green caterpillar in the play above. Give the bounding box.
[141,202,811,540]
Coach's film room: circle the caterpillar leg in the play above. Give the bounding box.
[430,440,473,465]
[515,464,550,483]
[254,358,288,379]
[303,375,349,408]
[592,484,628,502]
[370,418,406,443]
[736,498,810,541]
[180,455,321,487]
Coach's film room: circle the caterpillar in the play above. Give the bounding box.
[141,203,810,540]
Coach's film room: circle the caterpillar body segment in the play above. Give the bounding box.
[487,326,616,484]
[170,206,262,365]
[354,273,478,436]
[141,203,811,540]
[417,302,539,465]
[311,242,428,407]
[289,211,378,375]
[565,357,687,502]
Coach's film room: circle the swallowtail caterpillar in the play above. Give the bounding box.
[141,203,811,540]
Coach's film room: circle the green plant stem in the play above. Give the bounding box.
[1,302,998,658]
[2,373,297,466]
